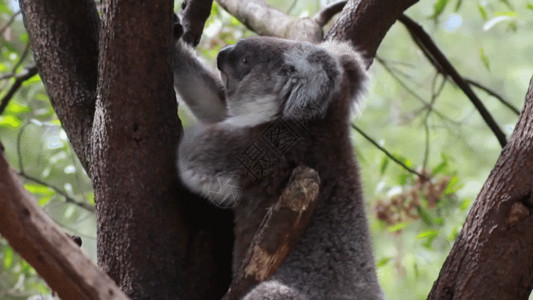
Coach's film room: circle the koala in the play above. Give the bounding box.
[174,36,384,300]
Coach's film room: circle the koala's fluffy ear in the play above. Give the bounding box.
[280,45,340,120]
[320,41,369,105]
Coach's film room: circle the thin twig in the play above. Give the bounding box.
[352,124,428,180]
[465,78,520,115]
[376,57,457,124]
[11,43,31,73]
[399,14,507,147]
[17,171,95,212]
[0,65,38,115]
[0,11,21,36]
[312,0,347,27]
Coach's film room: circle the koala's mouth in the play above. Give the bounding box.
[220,72,229,87]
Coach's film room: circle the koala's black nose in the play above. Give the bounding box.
[217,44,234,70]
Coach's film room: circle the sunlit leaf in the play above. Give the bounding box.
[0,115,22,127]
[3,247,13,268]
[376,257,391,267]
[379,156,389,175]
[24,183,53,195]
[460,198,471,211]
[444,175,460,194]
[387,222,409,232]
[430,0,449,21]
[417,229,439,239]
[477,3,488,20]
[479,48,490,71]
[448,225,460,241]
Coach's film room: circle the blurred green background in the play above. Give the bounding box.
[0,0,531,299]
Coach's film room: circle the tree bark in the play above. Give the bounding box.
[326,0,418,67]
[428,77,533,299]
[18,0,100,172]
[0,144,129,300]
[92,1,227,299]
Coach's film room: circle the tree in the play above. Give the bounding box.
[0,0,532,299]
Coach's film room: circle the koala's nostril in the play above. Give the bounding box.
[217,45,234,70]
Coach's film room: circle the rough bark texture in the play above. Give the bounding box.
[18,0,99,172]
[326,0,419,67]
[223,166,320,300]
[19,0,233,298]
[92,1,201,298]
[0,144,129,300]
[428,78,533,300]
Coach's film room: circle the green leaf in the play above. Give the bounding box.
[448,226,460,241]
[479,48,490,71]
[376,257,391,267]
[454,0,463,11]
[24,183,53,195]
[0,115,22,127]
[3,247,13,268]
[527,3,533,11]
[477,4,488,20]
[387,222,409,232]
[460,198,471,211]
[432,160,448,175]
[431,0,449,20]
[379,156,389,175]
[444,175,460,194]
[416,229,439,239]
[417,206,433,225]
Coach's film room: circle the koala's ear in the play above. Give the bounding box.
[320,41,369,104]
[280,46,340,120]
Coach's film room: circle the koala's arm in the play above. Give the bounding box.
[173,40,227,124]
[177,123,243,207]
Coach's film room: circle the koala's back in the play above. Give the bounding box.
[239,101,384,299]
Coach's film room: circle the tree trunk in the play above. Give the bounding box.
[93,1,232,299]
[19,0,233,298]
[428,78,533,299]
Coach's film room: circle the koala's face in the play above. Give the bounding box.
[216,37,341,122]
[216,37,294,106]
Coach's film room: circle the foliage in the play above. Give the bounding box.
[0,0,531,299]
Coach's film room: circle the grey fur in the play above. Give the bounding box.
[174,36,384,299]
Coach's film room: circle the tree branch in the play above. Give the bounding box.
[0,142,129,300]
[312,0,346,27]
[223,166,320,300]
[352,124,428,180]
[19,0,100,173]
[17,171,95,212]
[465,78,520,115]
[0,11,21,36]
[326,0,419,67]
[0,65,38,115]
[215,0,322,42]
[398,15,507,147]
[429,76,533,299]
[179,0,214,46]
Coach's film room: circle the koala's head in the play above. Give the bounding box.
[217,37,342,124]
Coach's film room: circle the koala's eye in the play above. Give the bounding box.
[242,56,249,64]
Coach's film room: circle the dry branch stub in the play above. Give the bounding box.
[223,165,320,300]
